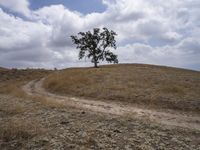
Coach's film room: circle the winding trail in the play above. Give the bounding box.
[22,78,200,130]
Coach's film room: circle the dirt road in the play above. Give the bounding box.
[22,78,200,131]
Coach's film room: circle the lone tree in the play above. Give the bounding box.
[71,28,118,68]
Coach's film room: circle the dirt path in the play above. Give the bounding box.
[22,78,200,131]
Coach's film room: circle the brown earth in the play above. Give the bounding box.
[0,64,200,149]
[1,94,200,149]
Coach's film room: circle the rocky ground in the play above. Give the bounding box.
[0,94,199,150]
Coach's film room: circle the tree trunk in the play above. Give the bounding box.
[93,51,98,68]
[94,61,98,68]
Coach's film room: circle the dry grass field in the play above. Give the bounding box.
[44,64,200,113]
[0,68,51,97]
[0,64,200,149]
[0,67,8,71]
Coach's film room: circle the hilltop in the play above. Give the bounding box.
[0,67,8,71]
[44,64,200,113]
[0,68,51,97]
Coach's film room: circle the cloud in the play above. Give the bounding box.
[0,7,91,69]
[0,8,51,51]
[176,37,200,54]
[117,40,200,70]
[0,0,199,70]
[0,0,30,16]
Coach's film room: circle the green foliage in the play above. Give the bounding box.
[71,28,118,67]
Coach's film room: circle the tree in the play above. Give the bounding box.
[71,28,118,68]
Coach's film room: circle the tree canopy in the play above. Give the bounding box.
[71,27,118,68]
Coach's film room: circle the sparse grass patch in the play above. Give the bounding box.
[0,84,27,98]
[0,104,26,115]
[0,68,51,97]
[0,118,45,142]
[160,85,185,95]
[30,95,67,109]
[0,96,28,115]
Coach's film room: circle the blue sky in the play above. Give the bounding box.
[0,0,199,70]
[29,0,106,14]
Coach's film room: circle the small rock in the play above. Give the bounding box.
[113,129,121,133]
[60,121,69,125]
[81,111,85,114]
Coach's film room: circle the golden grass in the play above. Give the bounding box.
[160,85,185,95]
[0,103,26,115]
[44,64,200,112]
[0,68,51,97]
[30,95,68,109]
[0,67,69,114]
[0,84,27,98]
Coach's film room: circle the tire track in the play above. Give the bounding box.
[22,78,200,131]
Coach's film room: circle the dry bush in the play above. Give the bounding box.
[44,64,200,112]
[0,103,26,115]
[30,95,67,109]
[0,118,45,142]
[0,84,27,98]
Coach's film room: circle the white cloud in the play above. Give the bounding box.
[176,37,200,54]
[0,0,30,16]
[0,8,51,51]
[117,40,200,70]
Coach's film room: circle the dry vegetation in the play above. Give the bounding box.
[0,118,44,143]
[0,64,200,149]
[0,95,199,149]
[0,67,8,71]
[0,68,51,97]
[44,64,200,113]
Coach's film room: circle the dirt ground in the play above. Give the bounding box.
[23,78,200,131]
[0,94,200,150]
[0,64,200,149]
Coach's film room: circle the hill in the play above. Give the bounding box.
[44,64,200,112]
[0,64,199,149]
[0,68,51,97]
[0,67,8,71]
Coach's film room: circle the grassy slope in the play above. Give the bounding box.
[44,64,200,112]
[0,65,200,149]
[0,68,51,97]
[0,67,8,71]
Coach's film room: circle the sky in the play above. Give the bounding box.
[0,0,200,70]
